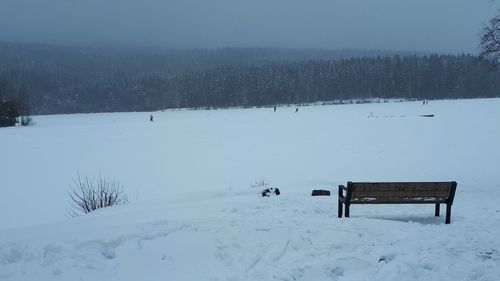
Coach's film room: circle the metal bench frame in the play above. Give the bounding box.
[338,181,457,224]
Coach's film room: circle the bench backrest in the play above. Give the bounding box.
[347,182,457,204]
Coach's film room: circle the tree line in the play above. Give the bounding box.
[0,42,498,115]
[153,54,499,109]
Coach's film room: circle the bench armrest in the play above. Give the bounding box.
[338,185,348,191]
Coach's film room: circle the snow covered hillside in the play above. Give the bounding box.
[1,99,500,280]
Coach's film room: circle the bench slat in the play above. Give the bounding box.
[350,196,449,204]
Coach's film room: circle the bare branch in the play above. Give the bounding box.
[480,14,500,66]
[67,172,128,217]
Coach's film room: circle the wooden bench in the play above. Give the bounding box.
[338,182,457,224]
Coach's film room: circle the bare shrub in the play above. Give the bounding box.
[251,179,269,189]
[68,172,128,216]
[19,115,33,126]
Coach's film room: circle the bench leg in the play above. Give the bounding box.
[338,187,343,218]
[435,204,440,217]
[338,200,343,218]
[445,203,452,224]
[345,204,350,218]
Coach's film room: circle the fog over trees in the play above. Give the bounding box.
[0,0,494,53]
[0,42,498,114]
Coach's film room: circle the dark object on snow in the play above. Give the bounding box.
[262,187,280,197]
[150,115,153,122]
[295,107,299,113]
[274,106,276,112]
[312,190,331,196]
[420,114,434,118]
[338,181,457,224]
[378,256,393,263]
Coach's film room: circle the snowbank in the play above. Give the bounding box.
[1,99,499,280]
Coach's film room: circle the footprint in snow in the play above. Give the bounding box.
[477,249,498,261]
[0,245,29,265]
[327,266,345,279]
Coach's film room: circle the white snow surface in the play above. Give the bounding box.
[1,99,500,280]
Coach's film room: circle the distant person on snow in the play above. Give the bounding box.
[150,115,154,122]
[274,106,277,112]
[295,107,299,113]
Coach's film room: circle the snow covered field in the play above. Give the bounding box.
[1,99,500,280]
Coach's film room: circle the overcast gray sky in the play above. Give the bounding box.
[0,0,496,53]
